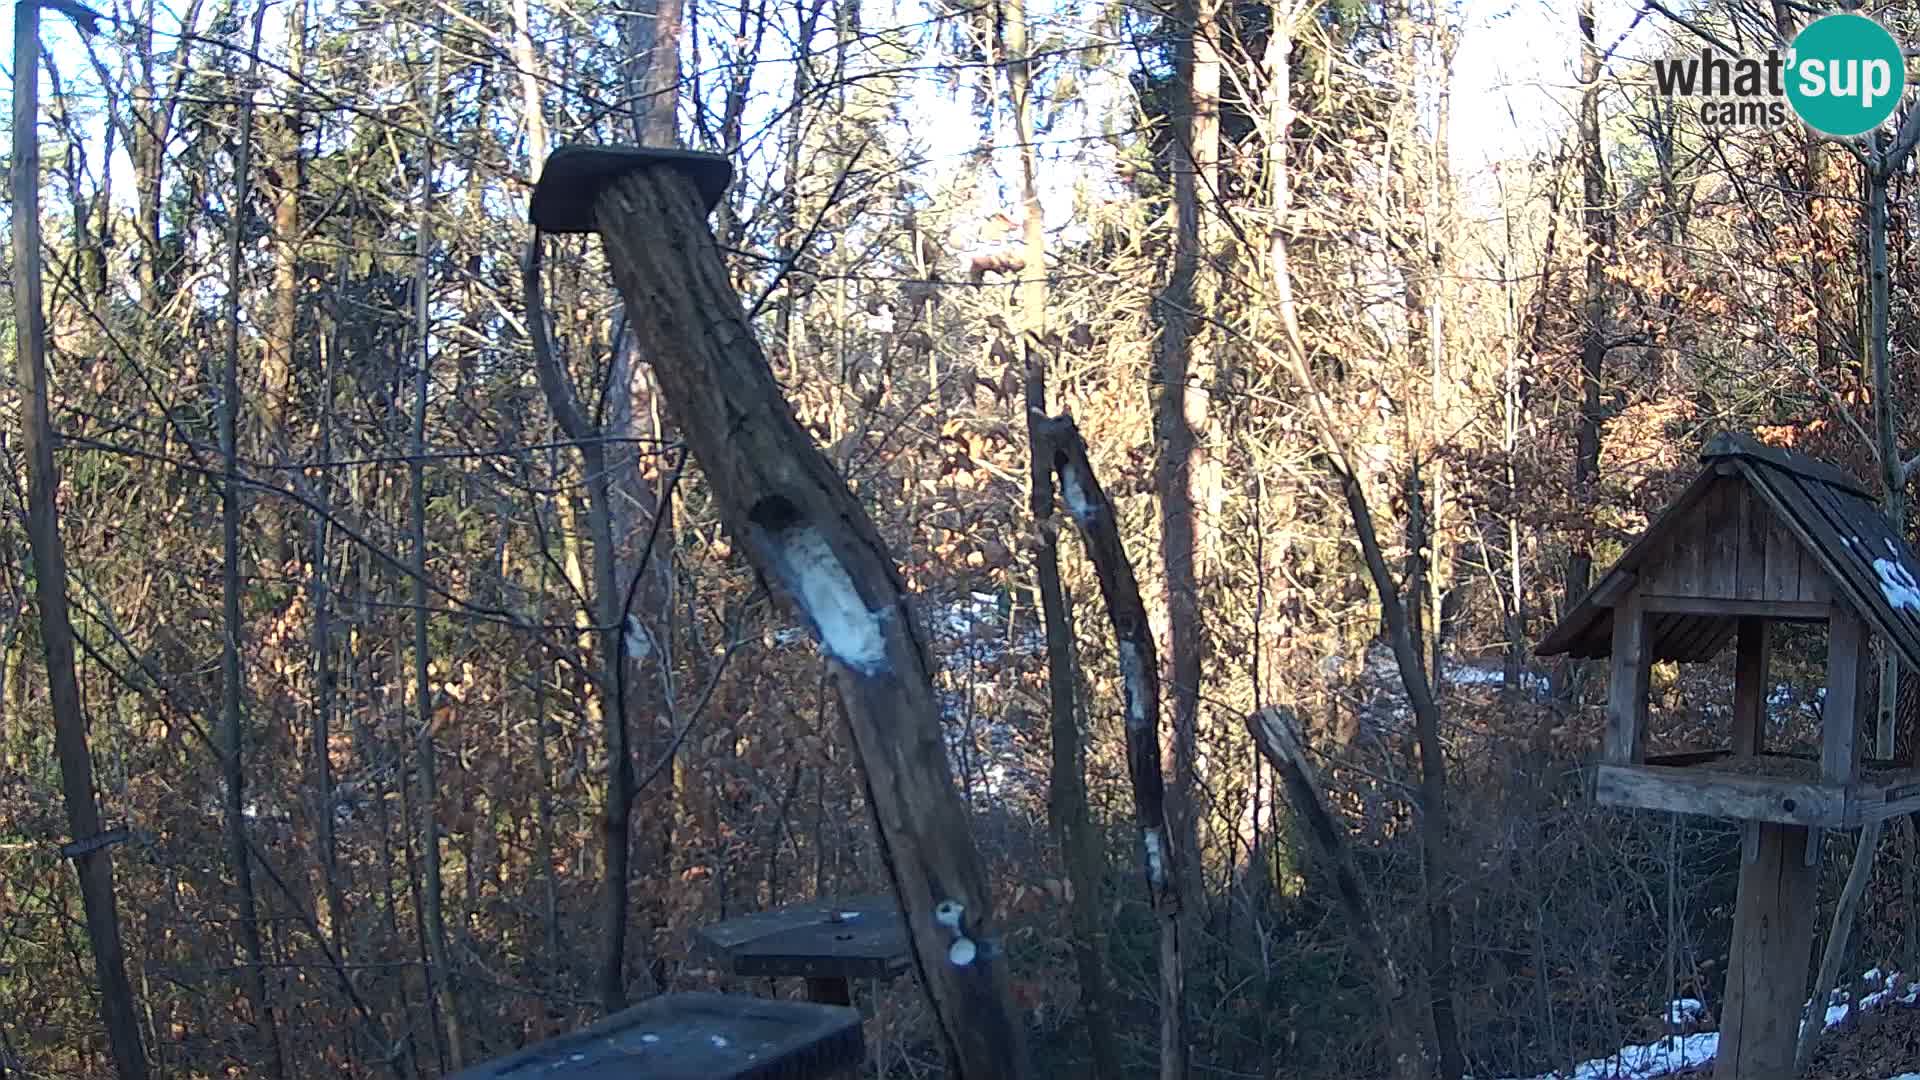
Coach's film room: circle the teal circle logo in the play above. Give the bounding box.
[1787,14,1906,137]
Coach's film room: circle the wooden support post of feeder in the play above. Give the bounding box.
[1537,433,1920,1080]
[526,146,1031,1080]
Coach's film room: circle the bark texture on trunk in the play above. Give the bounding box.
[1036,414,1187,1080]
[11,7,151,1076]
[1564,0,1609,669]
[1005,0,1120,1067]
[219,16,287,1072]
[582,164,1032,1079]
[1159,0,1218,917]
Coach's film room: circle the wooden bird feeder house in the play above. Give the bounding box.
[1537,432,1920,1077]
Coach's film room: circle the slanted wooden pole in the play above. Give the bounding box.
[529,148,1031,1080]
[1246,708,1427,1079]
[1033,413,1187,1080]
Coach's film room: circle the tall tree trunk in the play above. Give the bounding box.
[524,240,655,1014]
[262,0,307,449]
[1559,0,1609,707]
[1160,0,1218,930]
[613,0,682,960]
[312,274,348,954]
[10,7,150,1077]
[219,13,286,1073]
[515,46,565,967]
[1341,464,1464,1078]
[628,0,685,143]
[411,112,464,1067]
[1006,3,1120,1070]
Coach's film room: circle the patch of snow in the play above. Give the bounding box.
[1450,664,1507,687]
[1499,1033,1719,1080]
[949,937,977,965]
[1665,999,1705,1026]
[1503,969,1918,1080]
[1143,827,1166,887]
[1874,557,1920,612]
[710,1035,729,1048]
[640,1034,660,1044]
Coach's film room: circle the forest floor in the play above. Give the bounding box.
[1807,1003,1920,1079]
[1503,975,1920,1079]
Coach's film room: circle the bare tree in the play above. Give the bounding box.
[10,3,149,1076]
[218,11,286,1073]
[1038,414,1187,1080]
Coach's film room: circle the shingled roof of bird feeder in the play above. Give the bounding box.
[1537,432,1920,670]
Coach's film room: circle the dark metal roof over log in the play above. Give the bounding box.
[1537,433,1920,669]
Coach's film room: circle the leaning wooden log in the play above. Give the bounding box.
[1246,707,1429,1080]
[1031,412,1187,1080]
[528,145,1031,1080]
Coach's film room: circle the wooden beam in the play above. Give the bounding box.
[1591,570,1638,608]
[1638,596,1830,620]
[1605,590,1651,765]
[1733,617,1769,758]
[1713,823,1818,1080]
[1594,764,1845,826]
[1824,608,1868,786]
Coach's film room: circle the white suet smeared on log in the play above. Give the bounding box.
[1118,641,1152,730]
[749,497,890,675]
[1143,827,1166,887]
[1058,461,1098,527]
[623,614,653,659]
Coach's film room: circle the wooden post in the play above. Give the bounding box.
[1823,608,1867,785]
[1732,617,1768,758]
[1714,823,1818,1080]
[528,148,1031,1080]
[1605,591,1651,764]
[805,977,853,1007]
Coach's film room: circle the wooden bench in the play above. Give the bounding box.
[695,895,912,1006]
[450,992,863,1080]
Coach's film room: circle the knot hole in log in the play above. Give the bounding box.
[749,493,804,534]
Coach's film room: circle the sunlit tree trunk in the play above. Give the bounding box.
[11,7,150,1076]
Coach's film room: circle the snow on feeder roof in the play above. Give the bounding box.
[1538,431,1920,670]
